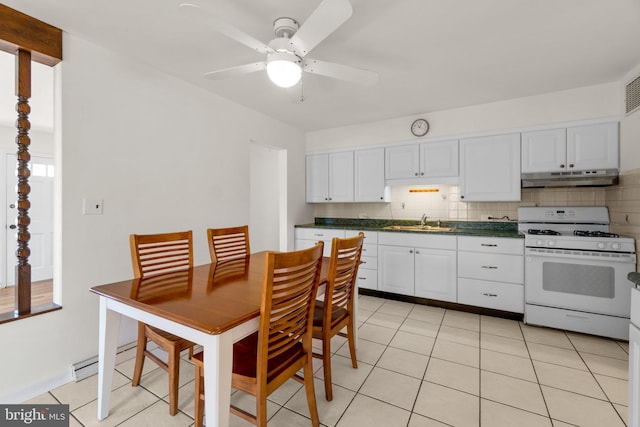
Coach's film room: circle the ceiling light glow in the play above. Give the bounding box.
[266,52,302,88]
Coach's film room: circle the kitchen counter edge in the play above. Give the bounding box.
[295,218,523,239]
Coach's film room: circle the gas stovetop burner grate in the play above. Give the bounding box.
[574,230,620,238]
[527,229,561,236]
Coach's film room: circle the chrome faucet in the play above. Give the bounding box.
[420,213,429,226]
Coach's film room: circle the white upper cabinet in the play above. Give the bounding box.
[385,144,420,179]
[460,133,521,201]
[354,148,389,202]
[567,123,618,171]
[306,154,329,203]
[306,152,354,203]
[521,128,566,173]
[385,140,458,181]
[522,122,618,173]
[420,140,459,178]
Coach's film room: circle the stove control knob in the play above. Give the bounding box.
[597,242,606,250]
[548,240,556,247]
[536,239,544,246]
[612,243,621,250]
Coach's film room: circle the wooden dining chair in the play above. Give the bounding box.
[192,243,324,427]
[129,230,195,416]
[312,232,364,401]
[207,225,250,263]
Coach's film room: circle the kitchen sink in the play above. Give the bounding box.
[383,225,456,232]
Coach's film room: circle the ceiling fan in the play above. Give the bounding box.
[179,0,379,89]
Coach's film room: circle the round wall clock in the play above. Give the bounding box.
[411,118,429,137]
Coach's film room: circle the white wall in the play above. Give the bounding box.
[0,33,312,402]
[620,63,640,172]
[306,82,622,154]
[250,143,281,252]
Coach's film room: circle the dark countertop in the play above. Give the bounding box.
[295,218,523,239]
[629,272,640,287]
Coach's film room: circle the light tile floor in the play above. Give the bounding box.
[26,295,630,426]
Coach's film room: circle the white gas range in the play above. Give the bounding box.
[518,206,636,340]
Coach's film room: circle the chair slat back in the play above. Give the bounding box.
[130,231,193,278]
[325,233,364,315]
[207,226,250,263]
[258,243,324,376]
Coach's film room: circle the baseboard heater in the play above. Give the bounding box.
[72,341,138,381]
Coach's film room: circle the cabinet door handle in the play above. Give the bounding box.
[416,250,420,254]
[420,172,424,176]
[560,164,565,168]
[313,233,324,237]
[482,292,498,297]
[414,172,419,176]
[481,244,497,247]
[380,196,384,200]
[409,249,414,254]
[481,265,498,269]
[358,277,366,280]
[569,164,574,168]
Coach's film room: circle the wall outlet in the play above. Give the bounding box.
[83,198,103,215]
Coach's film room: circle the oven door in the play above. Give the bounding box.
[525,247,636,317]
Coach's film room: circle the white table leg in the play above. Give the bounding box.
[203,331,233,427]
[97,297,121,420]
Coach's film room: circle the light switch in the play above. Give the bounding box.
[83,198,103,215]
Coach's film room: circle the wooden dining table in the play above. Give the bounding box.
[90,251,354,427]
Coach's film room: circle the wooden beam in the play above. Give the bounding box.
[14,48,32,316]
[0,4,62,66]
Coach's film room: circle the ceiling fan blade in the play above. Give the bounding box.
[303,58,378,85]
[203,62,266,80]
[290,0,353,57]
[179,3,273,54]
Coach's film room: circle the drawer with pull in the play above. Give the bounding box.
[360,255,377,270]
[295,227,345,241]
[458,236,523,255]
[356,267,377,290]
[458,278,523,313]
[458,252,523,284]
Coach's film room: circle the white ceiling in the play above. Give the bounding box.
[5,0,640,131]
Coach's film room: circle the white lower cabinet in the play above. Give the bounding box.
[378,232,457,302]
[458,278,523,313]
[347,230,378,290]
[295,227,378,289]
[296,227,524,313]
[294,227,345,257]
[378,245,416,295]
[414,247,457,302]
[457,236,524,313]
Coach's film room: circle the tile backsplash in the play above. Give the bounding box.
[313,183,611,222]
[315,169,640,231]
[312,169,640,269]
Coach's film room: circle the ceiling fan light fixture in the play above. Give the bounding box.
[266,52,302,88]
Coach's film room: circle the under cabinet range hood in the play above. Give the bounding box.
[521,169,618,188]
